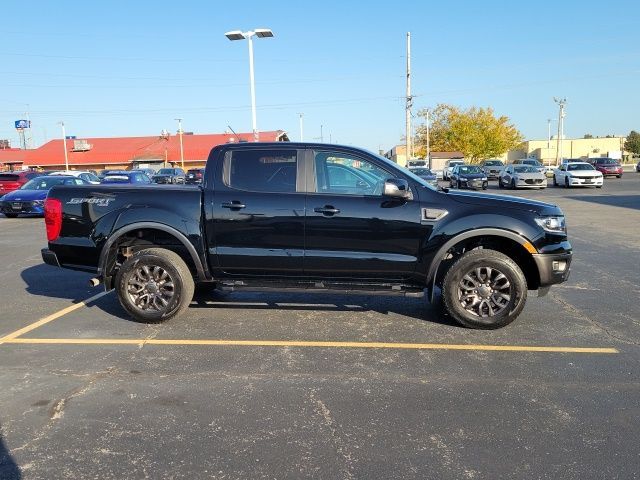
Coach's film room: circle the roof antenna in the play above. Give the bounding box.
[227,125,248,143]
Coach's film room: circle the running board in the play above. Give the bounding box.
[218,280,425,298]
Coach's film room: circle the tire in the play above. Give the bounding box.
[596,185,602,189]
[114,248,195,323]
[482,182,488,190]
[498,178,504,189]
[553,175,558,186]
[565,177,570,188]
[510,179,516,190]
[3,213,18,218]
[457,180,462,189]
[441,249,528,329]
[616,175,622,179]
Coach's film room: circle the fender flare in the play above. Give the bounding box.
[426,227,537,301]
[98,221,208,282]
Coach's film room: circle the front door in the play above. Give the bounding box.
[209,147,306,277]
[304,148,423,281]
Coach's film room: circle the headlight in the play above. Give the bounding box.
[482,177,487,181]
[535,216,566,233]
[32,200,45,205]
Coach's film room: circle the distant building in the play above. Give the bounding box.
[384,145,409,167]
[428,152,465,173]
[0,130,289,172]
[504,136,627,165]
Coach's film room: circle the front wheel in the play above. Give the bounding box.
[115,248,195,323]
[553,175,558,186]
[498,178,504,189]
[441,249,528,329]
[565,177,570,188]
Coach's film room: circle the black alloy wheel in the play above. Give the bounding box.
[115,248,194,323]
[441,249,527,329]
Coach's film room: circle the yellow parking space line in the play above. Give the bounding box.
[0,291,110,344]
[1,337,619,354]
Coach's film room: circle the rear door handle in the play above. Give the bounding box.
[221,201,246,209]
[314,206,340,215]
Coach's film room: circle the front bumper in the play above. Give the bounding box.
[532,252,572,287]
[568,176,603,186]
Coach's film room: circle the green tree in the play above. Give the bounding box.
[624,130,640,155]
[414,104,523,163]
[583,134,594,139]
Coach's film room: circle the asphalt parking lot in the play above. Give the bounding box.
[1,175,639,479]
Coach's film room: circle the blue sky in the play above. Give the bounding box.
[1,0,638,152]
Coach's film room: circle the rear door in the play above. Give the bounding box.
[208,146,306,277]
[303,148,423,280]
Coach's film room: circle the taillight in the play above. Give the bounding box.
[44,198,62,241]
[196,172,203,177]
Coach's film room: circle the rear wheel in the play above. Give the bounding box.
[115,248,194,323]
[3,213,18,218]
[441,249,528,329]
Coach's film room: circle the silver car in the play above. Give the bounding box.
[499,164,547,189]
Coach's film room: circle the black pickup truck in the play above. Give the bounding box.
[41,142,571,329]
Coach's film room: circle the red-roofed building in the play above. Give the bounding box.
[0,130,289,172]
[0,148,27,171]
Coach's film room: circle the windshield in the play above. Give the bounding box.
[514,166,538,173]
[458,165,482,174]
[523,160,541,166]
[410,168,433,176]
[568,164,595,171]
[484,160,503,166]
[597,158,618,165]
[449,161,464,166]
[158,169,175,174]
[21,176,76,190]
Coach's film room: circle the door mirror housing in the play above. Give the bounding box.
[383,178,411,199]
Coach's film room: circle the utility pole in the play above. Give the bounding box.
[426,109,431,169]
[554,98,566,164]
[298,113,304,141]
[405,32,412,166]
[175,118,185,169]
[320,124,324,143]
[547,119,551,150]
[58,121,69,171]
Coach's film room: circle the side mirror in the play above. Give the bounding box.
[383,178,411,199]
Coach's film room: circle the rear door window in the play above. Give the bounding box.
[224,149,298,193]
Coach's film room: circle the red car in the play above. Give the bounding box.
[0,171,41,196]
[592,158,623,178]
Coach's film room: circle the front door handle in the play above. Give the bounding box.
[314,206,340,215]
[221,201,246,209]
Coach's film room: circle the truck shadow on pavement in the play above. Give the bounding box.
[0,431,21,480]
[21,264,459,328]
[22,264,94,301]
[567,194,640,211]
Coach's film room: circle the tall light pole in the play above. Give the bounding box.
[554,98,567,164]
[405,32,413,165]
[547,118,551,150]
[175,118,184,169]
[298,113,304,141]
[58,121,69,171]
[225,28,274,142]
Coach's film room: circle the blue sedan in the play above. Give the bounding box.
[0,175,88,218]
[101,171,152,184]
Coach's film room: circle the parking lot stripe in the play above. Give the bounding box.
[0,291,110,343]
[1,337,619,353]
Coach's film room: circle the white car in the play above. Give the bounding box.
[553,162,603,188]
[499,164,547,189]
[48,170,101,184]
[442,160,465,180]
